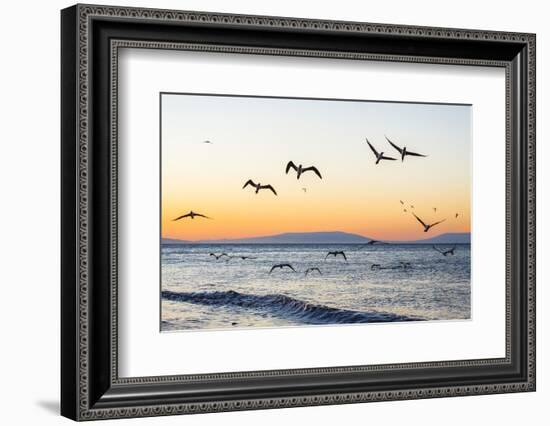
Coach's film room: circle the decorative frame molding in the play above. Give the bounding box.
[61,4,535,421]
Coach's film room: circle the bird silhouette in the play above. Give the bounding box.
[412,213,446,232]
[385,136,427,161]
[304,267,322,276]
[366,138,396,164]
[400,200,404,205]
[325,251,347,261]
[285,161,322,179]
[173,211,211,221]
[269,263,296,274]
[433,207,437,213]
[227,255,257,261]
[242,179,277,195]
[202,140,213,144]
[455,213,460,219]
[209,252,229,260]
[432,245,456,256]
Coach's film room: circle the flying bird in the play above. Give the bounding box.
[285,161,322,179]
[400,200,404,205]
[455,213,460,219]
[385,136,427,161]
[209,252,229,260]
[410,205,415,209]
[202,140,213,144]
[365,138,396,164]
[432,245,456,256]
[403,209,408,213]
[242,179,277,195]
[227,255,257,261]
[412,213,446,232]
[269,263,296,274]
[325,251,347,261]
[433,207,437,213]
[305,267,322,276]
[172,210,211,221]
[302,188,307,193]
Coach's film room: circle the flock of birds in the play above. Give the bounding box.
[170,135,463,276]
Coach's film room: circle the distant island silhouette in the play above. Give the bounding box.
[162,231,470,245]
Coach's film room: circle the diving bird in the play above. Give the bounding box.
[242,179,277,195]
[304,267,322,276]
[366,138,396,164]
[209,252,229,260]
[173,211,211,221]
[433,245,456,256]
[325,251,347,261]
[269,263,296,274]
[285,161,322,179]
[412,213,446,232]
[385,135,427,161]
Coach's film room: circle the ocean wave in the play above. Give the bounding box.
[161,290,421,324]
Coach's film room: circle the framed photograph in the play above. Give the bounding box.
[61,4,536,421]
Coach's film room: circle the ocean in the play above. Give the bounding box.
[160,243,471,331]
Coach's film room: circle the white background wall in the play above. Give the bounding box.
[0,0,546,424]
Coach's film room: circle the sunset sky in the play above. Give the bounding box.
[161,93,471,241]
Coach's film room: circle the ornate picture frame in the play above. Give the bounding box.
[61,4,535,421]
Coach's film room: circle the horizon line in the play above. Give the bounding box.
[162,230,471,243]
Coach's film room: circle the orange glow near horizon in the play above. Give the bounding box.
[161,94,471,242]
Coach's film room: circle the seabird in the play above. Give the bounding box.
[305,267,322,276]
[455,213,460,219]
[400,200,404,205]
[412,212,446,232]
[432,245,456,256]
[242,179,277,195]
[385,136,427,161]
[227,255,257,261]
[209,252,229,260]
[173,210,211,221]
[366,138,396,164]
[269,263,296,274]
[325,251,347,261]
[286,161,322,179]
